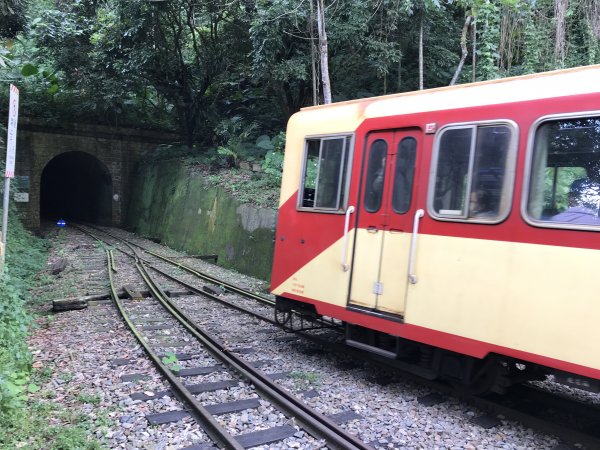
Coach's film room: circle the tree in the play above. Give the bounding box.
[315,0,332,103]
[3,0,599,149]
[0,0,26,38]
[450,14,473,85]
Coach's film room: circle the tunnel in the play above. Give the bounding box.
[40,151,112,225]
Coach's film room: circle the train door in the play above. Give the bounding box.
[349,129,419,315]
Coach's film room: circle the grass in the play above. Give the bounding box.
[0,400,106,450]
[201,167,280,209]
[290,370,322,389]
[77,393,101,405]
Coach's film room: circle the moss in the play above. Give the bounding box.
[127,161,276,280]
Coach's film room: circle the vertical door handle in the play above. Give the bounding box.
[408,209,425,284]
[341,205,355,272]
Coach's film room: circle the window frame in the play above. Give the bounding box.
[521,110,600,232]
[296,133,355,213]
[427,120,519,224]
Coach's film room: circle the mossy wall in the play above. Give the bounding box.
[126,162,276,280]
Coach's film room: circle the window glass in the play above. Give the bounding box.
[392,137,416,214]
[432,124,513,221]
[301,140,320,207]
[432,128,473,217]
[469,126,511,218]
[364,139,388,213]
[300,136,351,211]
[527,117,600,227]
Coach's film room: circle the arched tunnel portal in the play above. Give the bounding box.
[40,151,113,225]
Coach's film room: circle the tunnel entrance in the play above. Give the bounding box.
[40,151,112,225]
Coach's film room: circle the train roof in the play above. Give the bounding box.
[289,64,600,135]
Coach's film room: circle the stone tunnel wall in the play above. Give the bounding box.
[13,119,175,229]
[125,161,276,281]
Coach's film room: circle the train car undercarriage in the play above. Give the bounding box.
[273,296,600,395]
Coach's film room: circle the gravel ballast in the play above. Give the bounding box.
[26,225,583,449]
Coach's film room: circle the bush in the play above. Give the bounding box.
[0,198,47,423]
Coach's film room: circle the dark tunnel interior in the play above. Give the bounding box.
[40,151,112,225]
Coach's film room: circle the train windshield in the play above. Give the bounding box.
[527,116,600,228]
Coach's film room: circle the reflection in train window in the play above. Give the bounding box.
[430,123,515,222]
[527,116,600,228]
[299,135,352,211]
[363,139,388,213]
[392,137,417,214]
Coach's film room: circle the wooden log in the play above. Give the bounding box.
[166,254,218,263]
[123,285,144,301]
[52,298,88,312]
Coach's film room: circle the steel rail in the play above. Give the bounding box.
[77,223,341,332]
[89,224,274,306]
[134,257,373,450]
[86,226,371,450]
[74,224,273,323]
[105,250,244,450]
[84,225,599,448]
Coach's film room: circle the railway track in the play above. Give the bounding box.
[77,224,372,449]
[72,224,600,449]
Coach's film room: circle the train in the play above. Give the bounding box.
[270,65,600,394]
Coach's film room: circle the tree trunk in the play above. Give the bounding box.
[309,0,318,105]
[397,55,402,91]
[450,16,473,86]
[316,0,332,104]
[419,14,424,90]
[472,20,477,82]
[554,0,568,67]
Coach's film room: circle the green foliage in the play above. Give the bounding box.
[261,131,286,185]
[290,370,322,389]
[161,351,181,373]
[2,0,600,151]
[76,392,101,405]
[475,1,501,80]
[0,248,44,421]
[0,0,26,38]
[0,400,104,449]
[544,166,587,212]
[0,169,51,441]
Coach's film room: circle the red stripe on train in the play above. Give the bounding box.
[280,291,600,381]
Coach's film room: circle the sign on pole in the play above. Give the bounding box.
[5,84,19,178]
[1,84,19,272]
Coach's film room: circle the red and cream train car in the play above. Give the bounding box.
[270,65,600,393]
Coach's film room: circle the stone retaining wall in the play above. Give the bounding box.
[126,161,276,281]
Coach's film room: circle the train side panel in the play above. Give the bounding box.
[271,65,600,382]
[406,235,600,372]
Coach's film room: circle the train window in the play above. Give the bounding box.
[392,137,417,214]
[526,116,600,229]
[363,139,388,213]
[299,135,352,211]
[430,123,514,222]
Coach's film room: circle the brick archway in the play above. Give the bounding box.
[14,120,175,229]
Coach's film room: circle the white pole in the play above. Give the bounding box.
[1,177,9,242]
[0,177,9,271]
[2,84,19,274]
